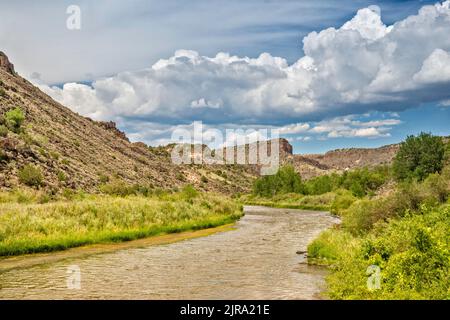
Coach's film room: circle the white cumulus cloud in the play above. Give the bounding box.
[38,1,450,144]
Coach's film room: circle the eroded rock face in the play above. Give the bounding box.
[97,121,129,142]
[279,138,293,155]
[0,52,15,75]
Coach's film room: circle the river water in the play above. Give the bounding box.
[0,206,338,300]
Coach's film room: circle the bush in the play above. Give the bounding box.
[99,180,152,197]
[330,190,357,215]
[0,88,6,97]
[57,171,66,182]
[393,133,444,181]
[421,173,448,204]
[326,204,450,299]
[308,229,356,263]
[0,124,8,137]
[98,174,109,183]
[181,184,199,201]
[0,150,7,161]
[18,165,43,187]
[4,107,25,133]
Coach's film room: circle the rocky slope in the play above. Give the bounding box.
[289,144,399,179]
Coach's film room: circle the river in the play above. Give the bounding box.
[0,206,339,300]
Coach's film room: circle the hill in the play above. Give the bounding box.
[0,52,257,194]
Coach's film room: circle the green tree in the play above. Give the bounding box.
[253,165,303,197]
[393,133,445,181]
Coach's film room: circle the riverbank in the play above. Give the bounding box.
[240,192,334,211]
[0,223,236,273]
[0,187,243,257]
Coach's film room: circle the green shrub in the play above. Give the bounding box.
[308,229,356,263]
[0,124,8,137]
[57,171,66,182]
[4,107,25,133]
[393,133,444,181]
[326,204,450,299]
[181,184,199,201]
[98,174,110,184]
[18,165,43,187]
[99,180,151,197]
[421,173,448,204]
[99,180,136,196]
[201,175,208,183]
[330,190,357,215]
[0,88,6,97]
[0,150,7,161]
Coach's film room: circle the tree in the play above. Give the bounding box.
[253,165,303,197]
[393,133,444,181]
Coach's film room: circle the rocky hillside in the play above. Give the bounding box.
[289,144,399,179]
[0,52,258,194]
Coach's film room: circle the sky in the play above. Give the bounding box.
[1,0,449,153]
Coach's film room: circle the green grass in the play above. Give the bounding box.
[0,190,243,256]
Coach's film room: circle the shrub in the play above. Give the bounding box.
[201,175,208,183]
[99,180,136,196]
[308,229,355,263]
[0,124,8,137]
[0,150,7,161]
[326,204,450,299]
[421,173,448,204]
[18,165,43,187]
[0,88,6,97]
[98,174,109,184]
[176,172,186,181]
[330,190,357,215]
[181,184,199,201]
[57,171,67,182]
[4,107,25,133]
[393,133,444,181]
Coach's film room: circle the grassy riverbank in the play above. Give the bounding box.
[0,187,243,256]
[240,192,334,211]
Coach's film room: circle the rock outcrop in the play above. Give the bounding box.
[0,52,15,75]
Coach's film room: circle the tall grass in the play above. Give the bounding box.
[0,189,243,256]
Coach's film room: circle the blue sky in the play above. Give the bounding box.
[1,0,449,153]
